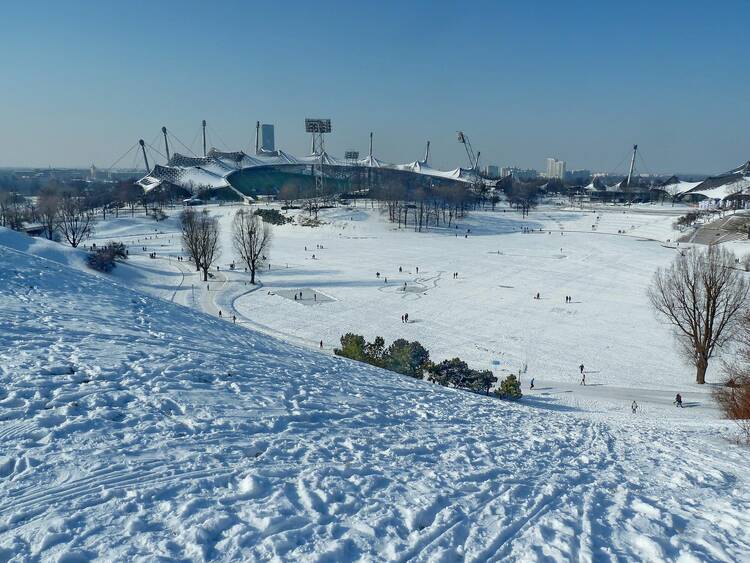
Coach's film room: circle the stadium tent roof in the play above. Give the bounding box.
[137,147,479,192]
[652,176,702,197]
[682,161,750,200]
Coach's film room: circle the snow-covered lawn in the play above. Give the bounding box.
[1,203,749,561]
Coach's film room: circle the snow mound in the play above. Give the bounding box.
[0,241,749,560]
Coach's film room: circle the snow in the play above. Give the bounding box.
[2,203,750,561]
[688,177,750,201]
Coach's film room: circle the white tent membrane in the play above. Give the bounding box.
[137,148,479,192]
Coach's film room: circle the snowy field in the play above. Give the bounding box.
[1,203,750,561]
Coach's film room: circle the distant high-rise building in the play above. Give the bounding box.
[260,124,275,152]
[486,165,499,177]
[546,158,566,180]
[89,164,97,180]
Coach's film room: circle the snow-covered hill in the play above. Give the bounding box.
[1,235,749,561]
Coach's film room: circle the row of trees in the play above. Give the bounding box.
[0,179,190,242]
[180,207,272,284]
[334,333,521,399]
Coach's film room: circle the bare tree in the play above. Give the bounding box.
[232,209,272,284]
[0,191,26,230]
[58,194,93,247]
[714,310,750,443]
[37,186,60,240]
[180,208,220,282]
[197,210,220,282]
[180,207,202,272]
[648,245,749,384]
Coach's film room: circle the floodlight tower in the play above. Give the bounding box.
[345,150,360,191]
[423,140,430,164]
[255,121,260,154]
[162,127,170,162]
[139,139,150,172]
[304,118,332,212]
[202,120,207,157]
[626,144,638,187]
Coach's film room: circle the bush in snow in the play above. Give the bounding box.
[87,241,127,273]
[335,333,368,363]
[715,309,750,444]
[335,334,430,378]
[336,334,494,390]
[426,358,497,393]
[494,374,522,400]
[384,339,430,380]
[254,209,292,225]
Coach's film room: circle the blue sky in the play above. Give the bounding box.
[1,0,748,174]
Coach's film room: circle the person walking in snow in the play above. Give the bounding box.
[219,310,222,318]
[320,340,323,349]
[401,315,404,323]
[674,393,683,408]
[530,378,535,390]
[579,363,584,374]
[232,314,236,324]
[404,313,409,323]
[631,400,638,414]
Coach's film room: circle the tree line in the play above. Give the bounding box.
[334,333,522,399]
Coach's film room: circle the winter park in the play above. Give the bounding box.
[2,2,750,562]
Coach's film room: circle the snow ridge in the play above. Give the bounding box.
[0,241,749,561]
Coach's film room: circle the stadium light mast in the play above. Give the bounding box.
[457,131,478,171]
[424,140,430,164]
[162,127,170,162]
[202,120,207,157]
[626,144,638,187]
[139,139,150,172]
[369,132,373,158]
[304,118,332,216]
[255,121,260,154]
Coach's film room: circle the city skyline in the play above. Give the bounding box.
[0,0,748,175]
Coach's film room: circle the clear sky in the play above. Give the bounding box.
[1,0,748,174]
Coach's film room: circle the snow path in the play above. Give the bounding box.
[1,236,750,561]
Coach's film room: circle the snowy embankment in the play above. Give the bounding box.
[1,230,750,561]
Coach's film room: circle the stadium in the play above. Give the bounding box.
[136,122,485,202]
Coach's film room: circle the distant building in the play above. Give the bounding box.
[485,165,499,177]
[260,124,275,152]
[546,158,566,180]
[89,164,97,180]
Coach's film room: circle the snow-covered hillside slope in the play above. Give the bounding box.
[1,239,749,561]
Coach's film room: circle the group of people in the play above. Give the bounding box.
[400,313,410,323]
[564,295,573,303]
[217,309,237,323]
